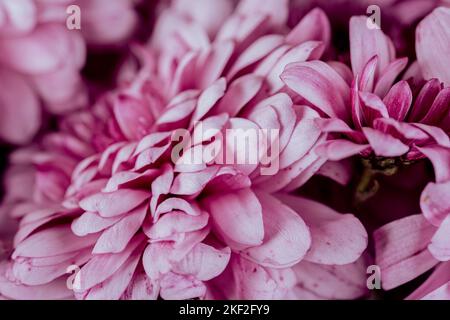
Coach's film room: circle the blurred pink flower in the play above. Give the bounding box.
[0,0,369,300]
[289,0,447,58]
[0,0,139,145]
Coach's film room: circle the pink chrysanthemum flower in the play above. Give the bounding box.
[0,0,369,300]
[281,7,450,297]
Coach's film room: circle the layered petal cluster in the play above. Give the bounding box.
[0,0,139,145]
[0,0,369,300]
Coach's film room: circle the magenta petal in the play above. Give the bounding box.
[278,105,320,167]
[420,87,450,125]
[359,91,389,123]
[413,123,450,148]
[12,249,90,286]
[382,80,412,121]
[149,164,174,214]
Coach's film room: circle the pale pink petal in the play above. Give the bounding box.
[286,8,330,47]
[122,272,159,300]
[279,106,321,169]
[171,166,219,196]
[349,16,395,77]
[416,7,450,86]
[362,127,409,157]
[174,243,231,281]
[113,95,155,140]
[159,272,206,300]
[227,35,284,80]
[290,258,368,299]
[220,255,296,300]
[83,249,141,300]
[276,194,367,265]
[13,225,98,259]
[191,78,226,123]
[72,211,121,237]
[242,191,311,268]
[428,215,450,261]
[76,235,144,292]
[214,74,263,117]
[196,41,234,89]
[93,204,147,254]
[281,61,350,122]
[79,189,149,218]
[420,180,450,226]
[202,189,264,250]
[147,211,208,240]
[315,140,369,161]
[0,263,72,300]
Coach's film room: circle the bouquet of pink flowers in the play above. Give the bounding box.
[0,0,449,300]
